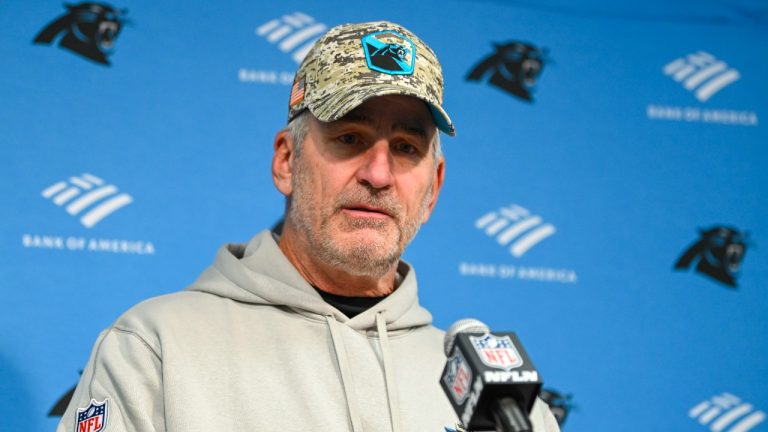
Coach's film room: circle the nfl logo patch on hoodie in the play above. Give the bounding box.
[76,399,108,432]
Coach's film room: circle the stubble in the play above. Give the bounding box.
[287,155,433,278]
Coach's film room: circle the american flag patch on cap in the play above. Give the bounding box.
[289,78,305,107]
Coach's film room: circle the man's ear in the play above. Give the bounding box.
[272,130,295,196]
[421,155,445,224]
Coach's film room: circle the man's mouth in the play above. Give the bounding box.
[341,205,392,219]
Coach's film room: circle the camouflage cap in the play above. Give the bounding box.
[287,21,455,136]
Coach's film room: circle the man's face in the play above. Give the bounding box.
[284,95,444,277]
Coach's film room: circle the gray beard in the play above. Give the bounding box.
[287,158,432,278]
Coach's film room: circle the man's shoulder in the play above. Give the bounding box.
[111,290,226,336]
[124,290,215,315]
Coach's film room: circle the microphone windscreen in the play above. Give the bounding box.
[443,318,490,356]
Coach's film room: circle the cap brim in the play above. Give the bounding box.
[427,103,455,137]
[308,84,456,136]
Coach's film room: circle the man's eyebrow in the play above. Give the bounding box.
[336,113,430,139]
[394,122,429,139]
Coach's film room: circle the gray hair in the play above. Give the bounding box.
[281,111,311,158]
[282,110,443,160]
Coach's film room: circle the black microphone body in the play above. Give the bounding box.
[440,321,543,432]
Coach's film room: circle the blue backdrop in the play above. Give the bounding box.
[2,1,766,430]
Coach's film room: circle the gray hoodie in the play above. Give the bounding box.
[58,230,560,431]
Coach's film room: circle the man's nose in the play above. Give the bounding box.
[356,140,394,189]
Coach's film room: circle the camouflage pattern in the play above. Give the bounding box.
[288,21,455,136]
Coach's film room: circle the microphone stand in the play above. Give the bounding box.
[491,397,533,432]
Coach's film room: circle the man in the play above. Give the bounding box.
[58,21,560,432]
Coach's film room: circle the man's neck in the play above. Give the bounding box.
[278,228,398,297]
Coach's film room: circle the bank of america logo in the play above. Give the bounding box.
[663,51,741,102]
[689,393,765,432]
[475,204,556,257]
[41,173,133,228]
[256,12,327,63]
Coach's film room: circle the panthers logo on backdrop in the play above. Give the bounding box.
[49,382,77,417]
[539,388,574,427]
[467,41,548,102]
[675,226,750,287]
[33,2,128,65]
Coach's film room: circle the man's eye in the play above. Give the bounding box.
[338,134,360,145]
[396,142,418,155]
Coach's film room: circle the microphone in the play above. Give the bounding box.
[440,319,543,432]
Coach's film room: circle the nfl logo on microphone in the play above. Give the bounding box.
[470,334,524,370]
[76,399,108,432]
[443,349,473,404]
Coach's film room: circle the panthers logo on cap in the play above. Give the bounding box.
[361,30,415,75]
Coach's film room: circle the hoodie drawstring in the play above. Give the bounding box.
[325,313,403,432]
[377,311,402,432]
[326,315,363,432]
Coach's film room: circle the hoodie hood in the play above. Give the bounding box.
[187,230,433,332]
